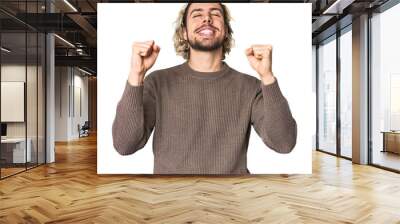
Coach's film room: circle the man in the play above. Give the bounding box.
[112,3,297,174]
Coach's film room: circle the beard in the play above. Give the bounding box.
[187,35,224,52]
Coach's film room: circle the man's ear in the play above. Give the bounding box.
[183,27,187,41]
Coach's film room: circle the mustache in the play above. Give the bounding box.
[196,25,218,33]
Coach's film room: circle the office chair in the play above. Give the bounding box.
[79,121,90,138]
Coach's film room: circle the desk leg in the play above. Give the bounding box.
[382,133,386,153]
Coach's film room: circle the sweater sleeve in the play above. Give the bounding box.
[250,78,297,153]
[112,77,156,155]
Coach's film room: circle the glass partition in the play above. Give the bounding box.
[1,30,28,177]
[38,31,45,165]
[317,35,337,155]
[0,1,46,179]
[27,30,38,169]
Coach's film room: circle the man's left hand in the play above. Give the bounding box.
[245,44,276,85]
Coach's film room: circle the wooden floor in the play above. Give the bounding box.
[1,134,400,223]
[0,167,26,178]
[1,163,44,178]
[373,150,400,171]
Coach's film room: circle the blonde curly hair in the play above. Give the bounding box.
[173,3,234,60]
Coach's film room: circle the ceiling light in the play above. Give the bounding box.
[78,67,93,76]
[54,34,75,48]
[323,0,355,15]
[63,0,78,12]
[1,47,11,53]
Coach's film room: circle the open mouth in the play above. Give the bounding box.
[197,27,216,38]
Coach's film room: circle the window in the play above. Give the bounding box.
[370,2,400,171]
[317,35,337,155]
[339,27,352,158]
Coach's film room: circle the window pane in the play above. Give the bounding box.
[371,3,400,171]
[27,31,38,169]
[318,36,337,154]
[38,32,45,165]
[1,30,27,177]
[340,28,352,158]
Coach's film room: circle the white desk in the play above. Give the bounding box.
[1,138,31,163]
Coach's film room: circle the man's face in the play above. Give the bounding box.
[183,3,226,52]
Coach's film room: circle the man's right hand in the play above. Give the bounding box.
[128,40,160,86]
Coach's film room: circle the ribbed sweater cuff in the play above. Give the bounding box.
[260,78,286,106]
[121,80,144,109]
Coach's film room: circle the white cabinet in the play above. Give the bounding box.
[1,138,32,163]
[1,82,25,122]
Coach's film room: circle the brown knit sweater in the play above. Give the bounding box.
[112,61,297,174]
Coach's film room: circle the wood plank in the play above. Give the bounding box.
[0,133,400,223]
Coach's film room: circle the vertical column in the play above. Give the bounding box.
[46,0,55,163]
[352,14,369,164]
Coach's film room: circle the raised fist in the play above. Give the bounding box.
[128,40,160,86]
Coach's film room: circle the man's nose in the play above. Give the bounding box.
[203,14,212,24]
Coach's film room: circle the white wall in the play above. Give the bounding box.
[55,67,89,141]
[71,70,89,137]
[55,66,70,141]
[1,65,40,138]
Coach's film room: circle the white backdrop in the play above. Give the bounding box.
[97,3,313,174]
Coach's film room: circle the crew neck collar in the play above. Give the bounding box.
[181,61,231,80]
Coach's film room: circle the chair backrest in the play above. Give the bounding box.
[82,121,90,129]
